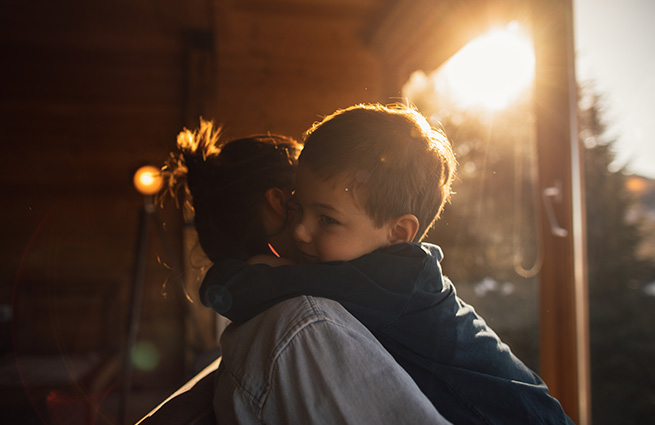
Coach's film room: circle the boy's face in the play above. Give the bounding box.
[292,164,392,263]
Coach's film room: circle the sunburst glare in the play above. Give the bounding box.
[438,23,535,110]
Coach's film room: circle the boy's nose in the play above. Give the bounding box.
[294,223,312,243]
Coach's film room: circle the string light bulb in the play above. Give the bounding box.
[133,165,163,195]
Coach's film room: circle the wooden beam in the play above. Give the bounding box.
[531,1,591,424]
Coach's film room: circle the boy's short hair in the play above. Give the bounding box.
[300,103,457,242]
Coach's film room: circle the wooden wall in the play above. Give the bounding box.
[0,0,395,422]
[1,1,207,422]
[208,0,387,140]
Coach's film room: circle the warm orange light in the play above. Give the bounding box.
[626,176,646,194]
[440,22,535,110]
[133,165,163,195]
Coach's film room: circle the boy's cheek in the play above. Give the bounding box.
[320,241,359,263]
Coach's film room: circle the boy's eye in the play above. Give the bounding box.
[319,215,340,226]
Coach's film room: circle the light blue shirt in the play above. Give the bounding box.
[213,295,451,424]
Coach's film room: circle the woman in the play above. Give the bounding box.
[157,119,449,425]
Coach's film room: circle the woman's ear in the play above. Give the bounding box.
[263,187,289,219]
[262,187,291,237]
[388,214,420,245]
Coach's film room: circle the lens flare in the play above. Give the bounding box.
[131,341,160,371]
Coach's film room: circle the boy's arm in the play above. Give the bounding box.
[199,243,433,324]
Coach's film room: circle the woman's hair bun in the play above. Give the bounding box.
[160,119,224,209]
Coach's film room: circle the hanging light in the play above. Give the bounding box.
[133,165,163,196]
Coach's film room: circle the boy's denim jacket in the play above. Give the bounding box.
[201,242,575,425]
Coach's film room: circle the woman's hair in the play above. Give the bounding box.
[161,119,302,262]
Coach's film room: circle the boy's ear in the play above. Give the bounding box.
[263,187,289,218]
[388,214,420,245]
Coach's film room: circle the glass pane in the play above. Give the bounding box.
[574,0,655,423]
[402,23,541,371]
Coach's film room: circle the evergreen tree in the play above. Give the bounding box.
[579,86,655,425]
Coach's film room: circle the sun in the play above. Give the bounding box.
[439,23,535,110]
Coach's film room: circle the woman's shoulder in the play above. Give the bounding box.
[220,296,363,360]
[218,296,372,398]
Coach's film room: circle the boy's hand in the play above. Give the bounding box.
[247,255,296,267]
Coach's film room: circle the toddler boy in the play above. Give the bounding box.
[201,103,573,425]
